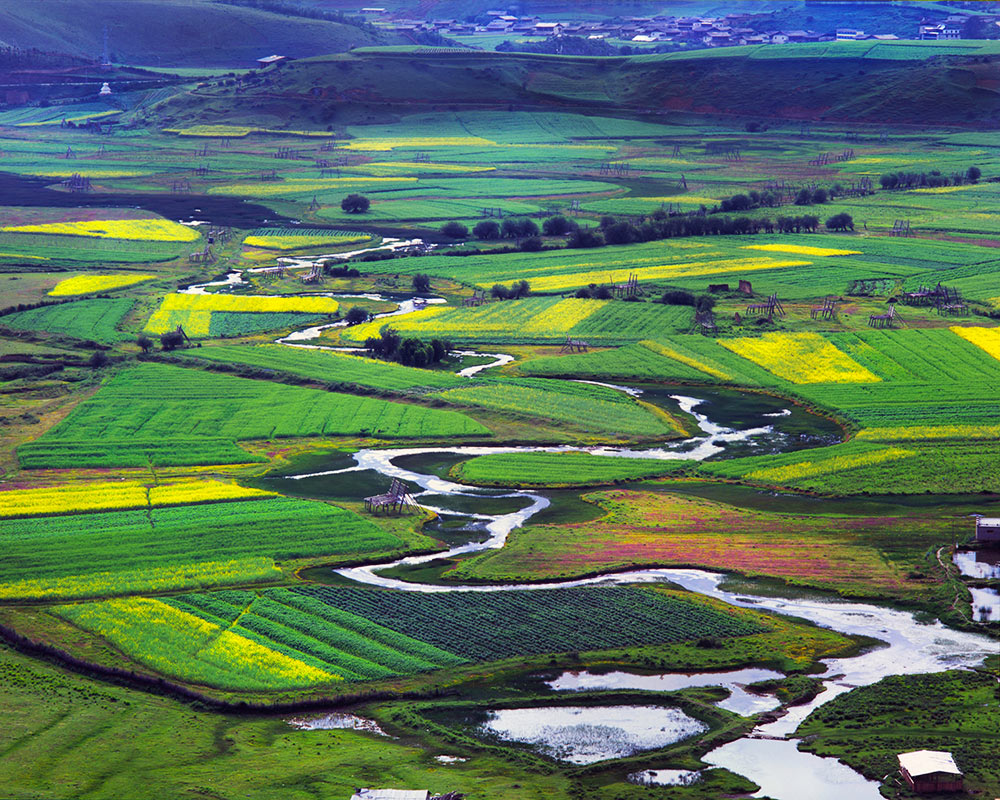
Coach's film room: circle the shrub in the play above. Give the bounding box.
[473,220,501,240]
[440,221,468,239]
[341,194,370,213]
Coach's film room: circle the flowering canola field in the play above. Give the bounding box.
[145,293,340,335]
[0,479,275,519]
[742,243,862,257]
[720,332,882,384]
[1,219,200,242]
[49,273,157,296]
[950,326,1000,363]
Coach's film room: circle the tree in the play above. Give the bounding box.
[592,285,613,300]
[398,337,432,367]
[160,330,185,351]
[501,218,539,239]
[794,188,813,206]
[968,166,982,183]
[826,212,854,232]
[567,227,604,248]
[136,335,153,354]
[440,221,468,239]
[411,273,431,293]
[341,193,370,213]
[344,306,370,325]
[473,220,501,240]
[542,215,576,235]
[88,350,108,368]
[604,221,637,245]
[490,283,510,300]
[599,215,617,229]
[811,188,828,204]
[510,280,530,298]
[520,235,543,252]
[660,290,696,306]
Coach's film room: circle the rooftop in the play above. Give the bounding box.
[898,750,962,778]
[978,518,1000,526]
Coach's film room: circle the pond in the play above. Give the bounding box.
[548,668,783,716]
[478,705,707,765]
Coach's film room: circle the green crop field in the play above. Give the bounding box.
[451,451,690,487]
[0,298,134,342]
[206,312,326,337]
[184,344,468,392]
[0,497,408,601]
[22,362,489,467]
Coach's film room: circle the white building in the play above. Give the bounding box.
[976,517,1000,542]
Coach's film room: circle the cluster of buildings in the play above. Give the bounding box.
[370,8,1000,49]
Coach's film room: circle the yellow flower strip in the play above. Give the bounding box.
[49,274,157,296]
[912,185,977,194]
[58,598,336,688]
[856,425,1000,441]
[0,479,275,519]
[746,447,914,483]
[519,299,602,335]
[640,340,731,380]
[510,257,809,293]
[1,218,199,242]
[741,243,862,257]
[950,326,1000,363]
[25,169,153,178]
[0,559,282,601]
[339,306,448,342]
[720,332,881,384]
[144,293,340,334]
[347,161,495,174]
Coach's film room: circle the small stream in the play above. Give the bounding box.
[264,295,997,797]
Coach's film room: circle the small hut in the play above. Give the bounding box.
[976,517,1000,543]
[350,791,430,800]
[897,751,963,793]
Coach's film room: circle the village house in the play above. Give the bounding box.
[976,517,1000,542]
[836,28,867,40]
[919,22,961,39]
[897,751,963,793]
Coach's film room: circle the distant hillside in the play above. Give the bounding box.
[0,0,399,67]
[151,42,1000,129]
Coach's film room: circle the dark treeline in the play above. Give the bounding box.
[880,166,981,190]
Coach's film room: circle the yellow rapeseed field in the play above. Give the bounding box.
[0,479,275,519]
[950,326,1000,362]
[145,293,340,334]
[0,559,283,601]
[345,162,495,175]
[720,332,881,384]
[26,169,153,178]
[742,243,862,257]
[912,185,977,194]
[49,273,157,296]
[341,306,448,341]
[746,447,914,483]
[512,257,809,293]
[640,340,730,380]
[62,598,336,687]
[856,424,1000,441]
[519,299,602,334]
[2,218,200,242]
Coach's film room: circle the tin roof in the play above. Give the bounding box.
[898,750,962,778]
[976,518,1000,526]
[351,791,430,800]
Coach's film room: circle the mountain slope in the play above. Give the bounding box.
[0,0,393,67]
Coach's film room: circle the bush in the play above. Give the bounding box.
[341,193,370,213]
[520,235,543,252]
[501,217,539,239]
[826,212,854,232]
[88,350,109,368]
[542,215,577,236]
[136,335,153,354]
[660,290,696,306]
[473,220,501,240]
[411,273,431,293]
[567,228,605,248]
[343,306,370,325]
[440,221,468,239]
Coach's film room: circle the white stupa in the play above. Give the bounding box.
[99,82,112,96]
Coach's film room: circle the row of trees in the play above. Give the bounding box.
[879,167,980,190]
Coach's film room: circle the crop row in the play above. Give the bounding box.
[26,363,488,468]
[451,451,690,487]
[1,218,199,242]
[293,585,765,662]
[0,497,403,600]
[1,298,134,342]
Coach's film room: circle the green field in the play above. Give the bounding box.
[21,362,490,467]
[0,497,409,600]
[451,451,691,487]
[0,298,134,342]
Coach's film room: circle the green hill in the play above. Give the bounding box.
[0,0,397,67]
[152,42,1000,128]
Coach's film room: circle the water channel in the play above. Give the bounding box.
[235,277,995,797]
